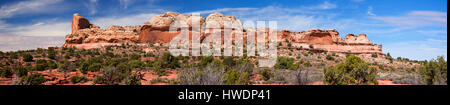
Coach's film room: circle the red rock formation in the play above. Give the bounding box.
[72,13,92,34]
[64,14,141,48]
[63,12,382,55]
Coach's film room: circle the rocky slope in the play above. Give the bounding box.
[64,12,382,55]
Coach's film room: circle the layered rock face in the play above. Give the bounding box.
[279,29,381,54]
[65,13,141,48]
[63,12,382,55]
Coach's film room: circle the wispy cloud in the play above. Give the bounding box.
[92,13,157,28]
[83,0,99,15]
[0,34,65,51]
[384,39,447,60]
[0,0,64,19]
[372,11,447,28]
[119,0,132,9]
[188,8,258,15]
[301,1,337,10]
[4,20,71,37]
[367,6,376,16]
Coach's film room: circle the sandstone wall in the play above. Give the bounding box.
[64,12,382,55]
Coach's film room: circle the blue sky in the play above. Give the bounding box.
[0,0,447,60]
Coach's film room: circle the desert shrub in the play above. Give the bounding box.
[222,69,250,85]
[47,60,58,69]
[14,66,28,77]
[70,76,88,84]
[18,73,47,85]
[0,67,13,78]
[259,68,273,81]
[123,72,144,85]
[129,54,141,60]
[274,57,295,70]
[288,63,300,70]
[323,55,378,85]
[93,66,129,85]
[177,61,226,85]
[326,55,335,61]
[197,56,214,67]
[87,57,104,64]
[161,52,180,69]
[419,56,447,85]
[152,60,167,76]
[235,58,254,73]
[223,56,235,67]
[150,77,169,84]
[309,45,314,49]
[22,53,33,62]
[88,63,102,72]
[64,52,72,59]
[371,53,378,58]
[34,59,48,71]
[10,53,18,59]
[79,61,90,74]
[116,62,131,74]
[145,52,155,57]
[128,60,144,70]
[303,61,312,67]
[47,49,56,59]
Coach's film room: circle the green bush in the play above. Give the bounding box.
[70,76,88,84]
[14,66,28,77]
[303,61,312,67]
[419,56,447,85]
[88,63,102,72]
[0,67,13,78]
[19,73,47,85]
[47,49,56,59]
[128,60,144,70]
[79,61,89,74]
[326,55,335,61]
[323,55,378,85]
[22,53,33,62]
[223,56,236,67]
[129,54,141,60]
[198,56,214,67]
[117,62,131,74]
[259,68,273,81]
[152,60,167,76]
[274,57,295,70]
[371,53,378,58]
[34,59,48,71]
[223,69,250,85]
[47,60,58,69]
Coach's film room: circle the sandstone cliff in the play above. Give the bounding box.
[64,12,382,55]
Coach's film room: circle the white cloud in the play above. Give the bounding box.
[7,20,71,36]
[119,0,132,9]
[302,1,337,10]
[83,0,99,15]
[188,8,258,15]
[384,39,447,60]
[367,6,376,16]
[0,34,65,51]
[188,5,341,31]
[0,20,8,29]
[0,0,64,18]
[417,30,447,36]
[372,11,447,28]
[92,13,157,28]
